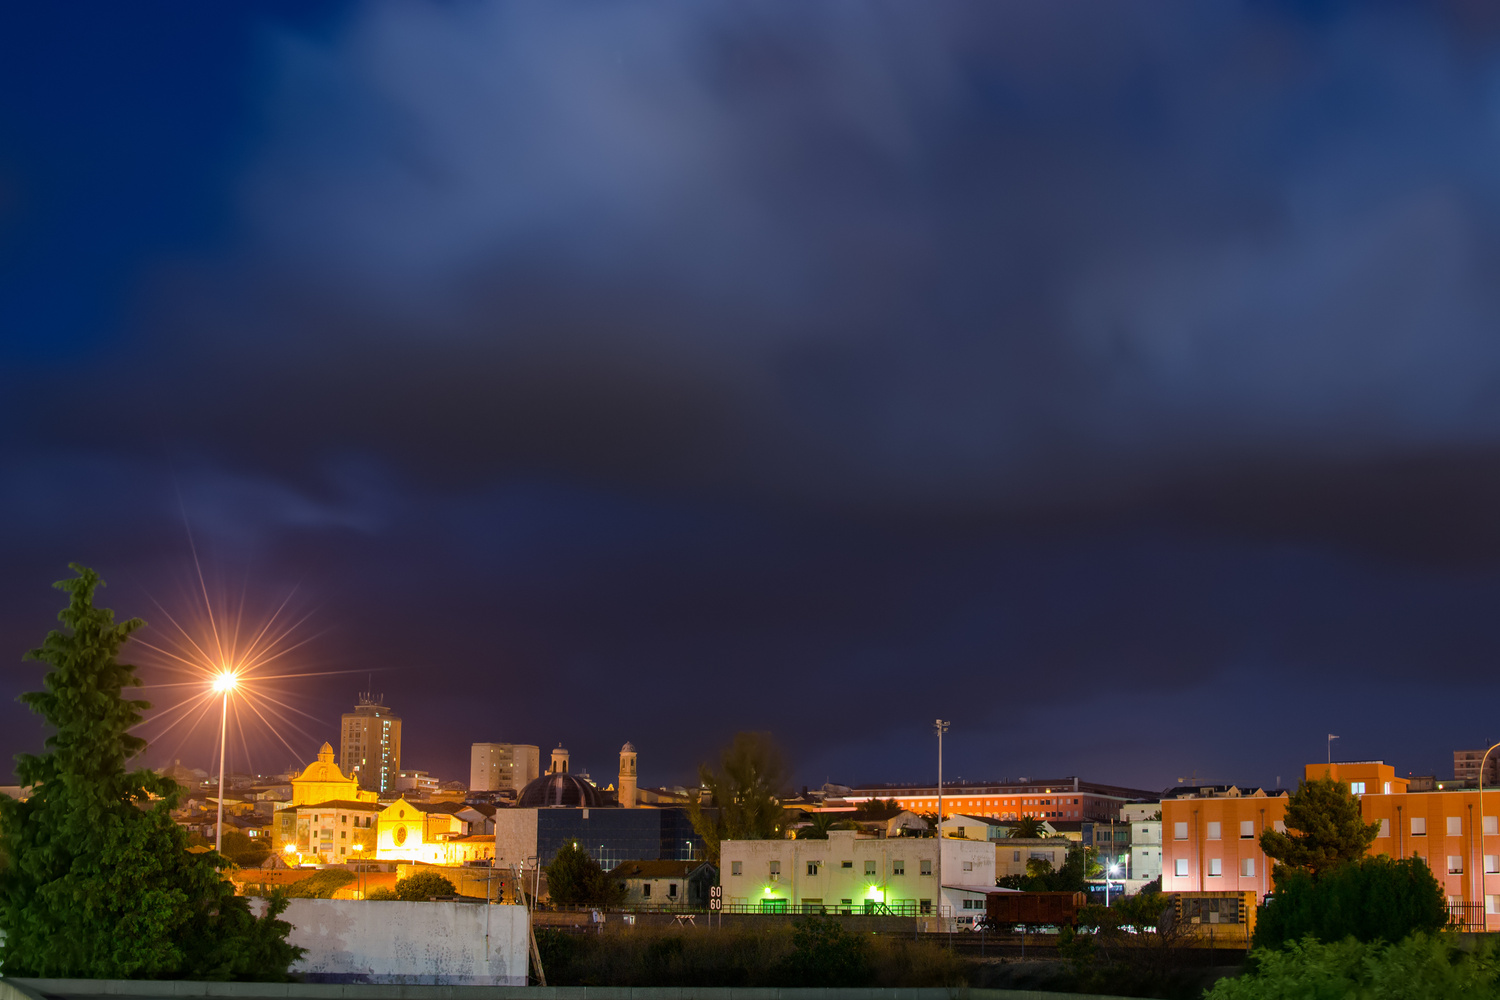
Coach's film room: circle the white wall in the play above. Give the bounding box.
[493,807,538,868]
[255,898,528,985]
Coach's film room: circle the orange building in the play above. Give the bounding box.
[843,777,1156,824]
[1163,760,1500,929]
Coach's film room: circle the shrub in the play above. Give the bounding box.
[1255,854,1448,950]
[284,869,356,899]
[394,870,456,900]
[1208,933,1500,1000]
[365,886,397,900]
[775,917,873,986]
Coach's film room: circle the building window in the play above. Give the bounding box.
[1412,817,1427,836]
[1379,819,1390,838]
[769,861,781,876]
[892,860,905,875]
[1175,859,1188,877]
[963,861,973,871]
[731,861,742,876]
[1208,858,1222,877]
[1240,858,1255,877]
[1207,822,1221,840]
[643,884,651,898]
[807,862,820,876]
[1384,782,1392,794]
[1450,856,1465,875]
[1013,851,1021,862]
[1485,855,1498,874]
[1273,820,1286,833]
[1350,782,1365,795]
[841,860,852,869]
[919,899,932,914]
[865,860,878,876]
[1173,822,1188,840]
[668,884,678,898]
[1448,816,1463,837]
[1240,821,1254,839]
[920,859,933,876]
[1487,817,1499,836]
[1488,895,1500,916]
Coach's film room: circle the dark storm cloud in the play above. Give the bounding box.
[7,1,1500,788]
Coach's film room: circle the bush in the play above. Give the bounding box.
[284,869,356,898]
[775,917,873,986]
[365,886,397,900]
[1255,854,1448,950]
[1208,933,1500,1000]
[546,843,626,907]
[394,870,456,900]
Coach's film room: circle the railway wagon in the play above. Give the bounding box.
[985,891,1086,927]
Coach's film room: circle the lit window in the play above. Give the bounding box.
[1350,782,1365,795]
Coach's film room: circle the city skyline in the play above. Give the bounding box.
[7,3,1500,792]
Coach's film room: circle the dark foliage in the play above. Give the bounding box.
[1253,854,1449,950]
[394,869,456,900]
[0,566,301,980]
[1259,777,1380,879]
[546,842,626,907]
[774,917,873,986]
[689,732,788,865]
[283,869,355,899]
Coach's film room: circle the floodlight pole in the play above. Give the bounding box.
[1478,742,1500,927]
[215,690,229,854]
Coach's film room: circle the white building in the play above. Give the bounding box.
[940,814,1008,841]
[1130,817,1163,882]
[720,830,995,927]
[470,743,541,793]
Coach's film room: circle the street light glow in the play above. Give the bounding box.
[212,671,238,693]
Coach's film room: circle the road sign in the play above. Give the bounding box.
[709,885,722,911]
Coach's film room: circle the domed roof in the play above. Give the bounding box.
[517,771,604,808]
[621,741,636,753]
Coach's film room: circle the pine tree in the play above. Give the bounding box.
[1259,776,1380,879]
[689,731,788,865]
[0,565,302,979]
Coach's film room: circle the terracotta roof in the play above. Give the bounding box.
[607,860,711,880]
[297,799,383,811]
[230,869,317,887]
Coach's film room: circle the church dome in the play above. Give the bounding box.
[517,771,604,808]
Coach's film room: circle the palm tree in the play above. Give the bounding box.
[800,812,859,839]
[1007,816,1047,838]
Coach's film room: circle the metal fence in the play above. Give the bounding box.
[1449,902,1485,932]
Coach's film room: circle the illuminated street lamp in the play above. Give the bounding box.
[212,670,238,854]
[1477,742,1500,922]
[283,842,300,867]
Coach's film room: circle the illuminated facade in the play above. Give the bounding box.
[274,742,378,853]
[470,743,541,793]
[340,695,402,794]
[1161,760,1500,928]
[376,795,496,866]
[291,799,379,864]
[720,830,996,925]
[842,777,1155,823]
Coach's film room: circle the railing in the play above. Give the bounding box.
[1449,902,1486,932]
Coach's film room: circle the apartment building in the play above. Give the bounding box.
[843,776,1156,824]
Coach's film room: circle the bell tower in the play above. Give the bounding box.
[618,741,638,809]
[550,745,570,774]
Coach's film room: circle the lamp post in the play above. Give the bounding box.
[1477,742,1500,925]
[935,719,949,928]
[211,670,238,854]
[283,842,299,868]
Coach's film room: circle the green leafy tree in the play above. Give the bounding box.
[1254,854,1448,949]
[394,869,457,900]
[546,842,626,907]
[1007,816,1047,838]
[852,798,901,821]
[0,565,302,979]
[218,831,271,868]
[999,843,1097,892]
[365,886,397,900]
[689,732,788,865]
[1259,776,1380,879]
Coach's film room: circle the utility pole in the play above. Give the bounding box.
[935,719,949,931]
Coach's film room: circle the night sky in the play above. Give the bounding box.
[5,1,1500,795]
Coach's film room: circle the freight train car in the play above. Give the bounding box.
[985,891,1086,927]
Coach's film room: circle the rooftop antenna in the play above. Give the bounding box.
[1328,734,1340,766]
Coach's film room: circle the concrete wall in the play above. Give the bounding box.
[251,898,528,985]
[492,808,538,869]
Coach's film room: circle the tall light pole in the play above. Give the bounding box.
[1477,742,1500,925]
[935,719,949,926]
[212,670,238,855]
[1327,734,1339,768]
